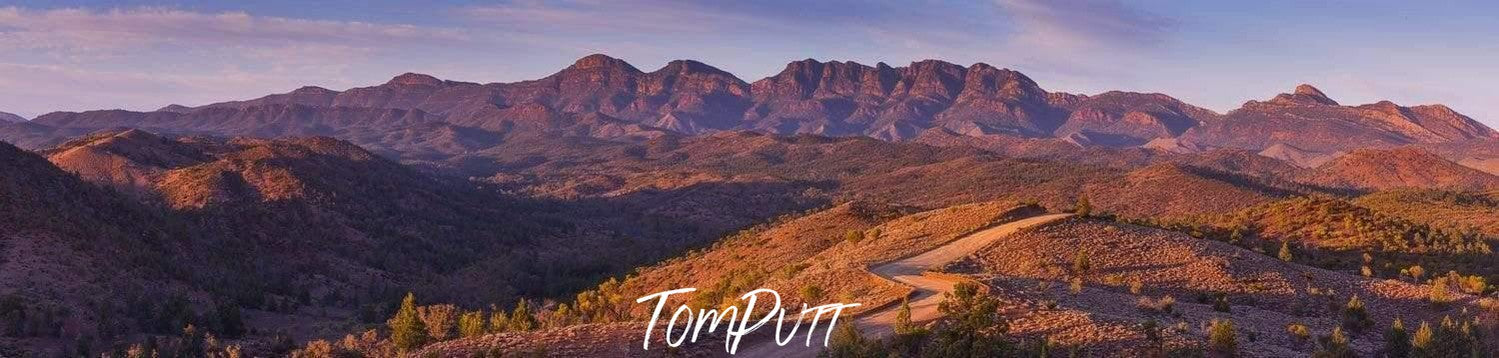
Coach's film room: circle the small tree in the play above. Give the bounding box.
[1312,327,1354,358]
[1384,318,1410,358]
[1429,278,1453,306]
[387,293,428,352]
[418,304,458,341]
[1286,323,1311,344]
[1072,250,1092,275]
[458,311,487,338]
[1411,321,1434,356]
[1408,265,1425,281]
[508,299,537,332]
[1075,195,1093,217]
[894,296,915,335]
[930,282,1011,356]
[1207,319,1237,355]
[1278,241,1294,262]
[823,323,885,358]
[488,308,510,333]
[1341,295,1371,331]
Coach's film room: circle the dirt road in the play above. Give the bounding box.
[736,213,1073,357]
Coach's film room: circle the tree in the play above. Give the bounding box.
[1278,241,1294,262]
[1341,295,1371,331]
[1075,195,1092,217]
[1312,327,1354,358]
[508,299,537,332]
[387,293,428,352]
[1384,318,1410,358]
[929,282,1011,357]
[1207,319,1236,355]
[1072,250,1091,275]
[894,296,915,335]
[488,309,510,333]
[458,311,487,338]
[418,304,458,341]
[1411,321,1434,356]
[822,323,885,358]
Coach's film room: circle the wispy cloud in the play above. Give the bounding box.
[0,6,469,55]
[996,0,1174,53]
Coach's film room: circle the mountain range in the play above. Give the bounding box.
[4,54,1495,160]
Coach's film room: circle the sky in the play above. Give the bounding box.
[0,0,1496,126]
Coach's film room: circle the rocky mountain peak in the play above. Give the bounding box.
[569,53,640,72]
[386,72,444,86]
[1268,83,1339,106]
[658,59,734,77]
[290,86,338,95]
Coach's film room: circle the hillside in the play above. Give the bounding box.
[1301,147,1499,191]
[1356,189,1499,236]
[952,217,1480,356]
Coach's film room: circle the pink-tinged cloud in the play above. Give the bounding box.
[0,6,470,55]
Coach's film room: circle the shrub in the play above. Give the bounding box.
[1341,295,1372,331]
[929,282,1012,356]
[1429,278,1453,306]
[1072,250,1092,275]
[1212,294,1231,313]
[1312,327,1354,358]
[1207,319,1237,354]
[1384,318,1410,358]
[1286,323,1311,343]
[1075,195,1092,217]
[1136,296,1174,314]
[1128,278,1144,295]
[822,323,886,358]
[1278,241,1294,262]
[800,284,825,304]
[843,230,864,244]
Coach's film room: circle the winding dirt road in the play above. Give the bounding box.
[736,213,1073,357]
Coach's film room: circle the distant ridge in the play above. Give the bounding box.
[1,54,1495,165]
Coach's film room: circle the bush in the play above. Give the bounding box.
[843,230,864,244]
[928,282,1012,357]
[1286,323,1311,343]
[1207,319,1236,355]
[822,323,886,358]
[1341,295,1372,331]
[1136,296,1174,315]
[1312,327,1353,358]
[1384,318,1410,358]
[1212,294,1231,313]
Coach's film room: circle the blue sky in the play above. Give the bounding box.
[1,0,1496,127]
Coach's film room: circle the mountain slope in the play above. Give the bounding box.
[0,111,23,123]
[1301,147,1499,191]
[1184,84,1498,153]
